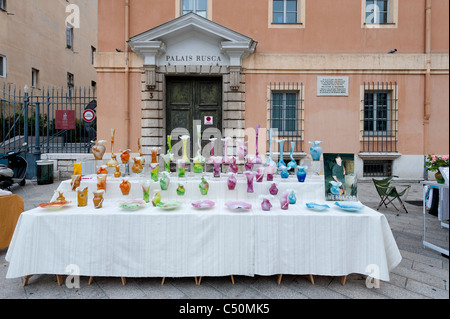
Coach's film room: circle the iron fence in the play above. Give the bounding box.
[268,82,304,155]
[1,82,97,155]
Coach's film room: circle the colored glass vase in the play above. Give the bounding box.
[160,172,170,191]
[280,192,289,210]
[277,139,287,168]
[152,190,161,207]
[77,187,88,207]
[288,189,297,204]
[120,149,131,164]
[228,157,238,174]
[150,147,160,164]
[309,141,323,161]
[70,175,81,191]
[177,182,186,196]
[97,174,107,191]
[161,153,174,172]
[114,165,122,178]
[150,163,159,182]
[435,171,445,184]
[180,135,190,163]
[120,178,131,196]
[227,172,237,190]
[265,129,276,167]
[287,142,297,170]
[236,140,248,160]
[256,166,264,182]
[177,159,186,178]
[93,190,105,209]
[92,140,107,160]
[280,165,290,179]
[199,176,209,195]
[269,183,278,195]
[244,171,256,193]
[296,166,307,182]
[266,164,275,181]
[210,156,223,178]
[141,180,152,203]
[132,157,144,174]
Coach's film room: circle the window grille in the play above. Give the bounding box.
[273,0,298,23]
[363,160,392,177]
[365,0,389,24]
[269,82,304,154]
[361,82,398,153]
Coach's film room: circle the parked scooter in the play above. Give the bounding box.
[0,143,28,190]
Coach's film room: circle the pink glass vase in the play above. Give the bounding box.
[227,172,237,190]
[256,167,264,182]
[280,192,289,210]
[266,164,275,181]
[244,171,256,193]
[269,183,278,195]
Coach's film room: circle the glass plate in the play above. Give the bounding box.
[39,200,71,210]
[156,201,182,210]
[119,199,146,211]
[334,202,365,212]
[192,200,215,209]
[225,201,252,211]
[305,202,330,211]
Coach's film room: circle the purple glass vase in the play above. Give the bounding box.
[229,157,238,174]
[261,198,272,211]
[227,173,237,190]
[244,171,256,193]
[256,167,264,182]
[266,164,275,181]
[269,183,278,195]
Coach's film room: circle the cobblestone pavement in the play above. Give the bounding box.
[1,179,448,299]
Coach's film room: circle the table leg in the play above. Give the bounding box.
[230,275,235,285]
[56,275,64,286]
[88,276,94,285]
[277,274,283,285]
[341,275,347,286]
[309,274,315,285]
[22,275,32,287]
[196,277,202,285]
[161,277,165,285]
[121,277,127,286]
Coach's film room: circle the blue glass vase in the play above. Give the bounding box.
[309,141,323,161]
[296,166,307,182]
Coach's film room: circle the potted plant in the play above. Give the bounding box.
[425,155,449,184]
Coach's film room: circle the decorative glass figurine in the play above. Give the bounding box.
[161,153,173,173]
[177,159,186,178]
[193,125,205,173]
[244,171,256,193]
[70,175,81,191]
[97,174,107,191]
[266,163,275,182]
[245,157,254,171]
[277,139,287,168]
[97,165,108,175]
[77,187,88,207]
[150,163,159,182]
[160,171,170,191]
[210,156,223,178]
[152,190,161,207]
[259,195,274,211]
[73,162,82,175]
[296,166,308,182]
[114,165,122,178]
[236,140,248,160]
[228,157,238,174]
[280,165,290,179]
[132,157,144,174]
[141,180,152,203]
[209,137,217,156]
[177,182,186,196]
[309,141,323,161]
[120,178,131,195]
[120,149,131,164]
[254,125,262,164]
[280,192,289,210]
[227,172,237,190]
[256,166,264,182]
[92,140,107,160]
[269,183,278,195]
[55,191,66,201]
[199,176,209,195]
[265,129,276,167]
[150,147,160,164]
[93,190,105,209]
[180,135,190,163]
[287,189,297,204]
[222,137,232,164]
[287,142,297,170]
[106,129,118,167]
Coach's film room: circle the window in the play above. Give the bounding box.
[66,26,74,49]
[362,0,398,28]
[67,72,74,97]
[0,55,5,77]
[32,68,39,88]
[364,92,390,134]
[271,91,298,133]
[182,0,207,18]
[273,0,298,24]
[363,160,392,177]
[0,0,6,11]
[365,0,388,24]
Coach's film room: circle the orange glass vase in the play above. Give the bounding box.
[120,178,131,196]
[132,157,143,174]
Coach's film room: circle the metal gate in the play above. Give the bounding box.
[1,82,97,179]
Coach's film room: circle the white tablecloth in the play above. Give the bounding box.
[6,173,401,281]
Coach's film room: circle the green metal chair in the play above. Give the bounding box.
[373,177,410,215]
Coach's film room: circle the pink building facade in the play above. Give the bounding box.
[95,0,449,179]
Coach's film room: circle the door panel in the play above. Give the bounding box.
[166,77,222,157]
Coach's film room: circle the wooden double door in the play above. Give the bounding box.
[166,76,222,155]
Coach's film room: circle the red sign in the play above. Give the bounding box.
[83,110,96,122]
[55,110,75,130]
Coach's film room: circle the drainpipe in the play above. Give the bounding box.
[423,0,431,156]
[124,0,131,149]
